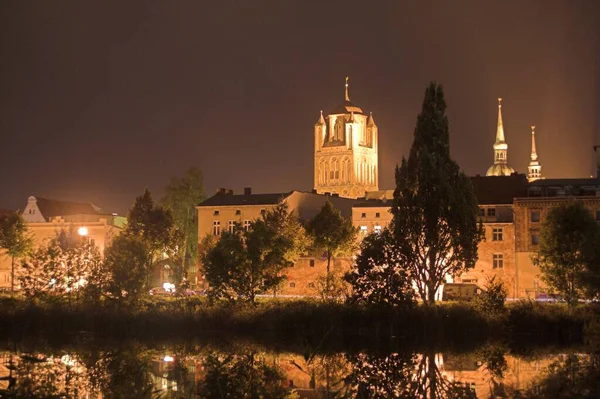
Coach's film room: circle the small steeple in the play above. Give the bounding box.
[367,111,377,126]
[495,97,506,144]
[344,76,350,102]
[315,110,325,126]
[528,125,542,182]
[530,125,538,161]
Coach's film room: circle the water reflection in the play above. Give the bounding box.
[0,343,597,398]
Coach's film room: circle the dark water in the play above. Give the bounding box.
[0,341,598,398]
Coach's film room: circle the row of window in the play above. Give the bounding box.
[213,209,266,217]
[212,220,252,235]
[289,282,315,288]
[479,208,496,217]
[359,225,382,236]
[360,212,381,218]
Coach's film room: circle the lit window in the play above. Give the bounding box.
[531,231,540,246]
[308,282,315,288]
[375,212,380,218]
[235,209,241,216]
[189,265,196,273]
[487,208,496,217]
[309,259,315,267]
[213,210,219,216]
[212,221,221,235]
[374,225,382,233]
[243,220,251,231]
[359,225,368,236]
[531,210,541,223]
[492,228,503,241]
[493,254,504,269]
[361,212,366,218]
[228,220,235,233]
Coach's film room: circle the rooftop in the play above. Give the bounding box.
[34,197,101,219]
[470,174,528,205]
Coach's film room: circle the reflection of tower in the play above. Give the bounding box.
[527,126,543,182]
[486,98,515,176]
[314,77,379,198]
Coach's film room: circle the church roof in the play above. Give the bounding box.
[486,163,515,177]
[328,77,365,115]
[34,197,101,219]
[471,174,528,205]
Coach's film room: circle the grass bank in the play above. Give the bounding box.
[0,295,596,351]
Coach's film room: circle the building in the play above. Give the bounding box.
[0,196,124,289]
[313,77,379,198]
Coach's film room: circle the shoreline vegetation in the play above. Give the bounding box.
[1,295,598,352]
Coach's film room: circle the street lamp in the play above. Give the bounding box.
[78,226,88,236]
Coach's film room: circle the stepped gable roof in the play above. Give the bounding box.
[198,192,292,207]
[470,174,528,205]
[35,197,101,219]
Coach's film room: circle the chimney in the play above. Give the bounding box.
[226,189,234,195]
[244,187,252,195]
[216,188,226,195]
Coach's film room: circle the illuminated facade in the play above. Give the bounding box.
[486,98,516,177]
[314,77,379,198]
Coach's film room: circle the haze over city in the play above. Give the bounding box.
[1,0,599,214]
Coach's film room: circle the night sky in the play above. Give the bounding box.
[1,1,599,215]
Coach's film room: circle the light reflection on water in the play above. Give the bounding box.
[0,343,597,398]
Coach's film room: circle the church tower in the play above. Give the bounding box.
[527,125,543,182]
[486,98,515,176]
[314,77,378,198]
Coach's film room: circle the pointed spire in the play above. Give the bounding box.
[367,111,377,126]
[315,110,325,126]
[530,125,538,161]
[344,76,350,102]
[495,97,506,143]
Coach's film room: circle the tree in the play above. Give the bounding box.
[18,229,102,301]
[104,235,149,303]
[161,167,205,281]
[0,212,33,292]
[201,202,306,304]
[532,202,600,307]
[346,229,415,307]
[475,276,508,316]
[125,189,179,290]
[391,83,483,306]
[307,201,357,284]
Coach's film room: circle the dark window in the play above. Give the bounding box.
[213,210,219,216]
[235,209,241,216]
[487,208,496,217]
[596,210,600,221]
[531,210,541,223]
[479,208,485,217]
[260,209,266,215]
[309,259,315,267]
[375,212,380,218]
[531,231,540,246]
[493,254,504,269]
[492,228,503,241]
[289,282,295,288]
[308,282,315,288]
[361,212,366,218]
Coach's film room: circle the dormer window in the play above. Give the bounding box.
[213,210,220,216]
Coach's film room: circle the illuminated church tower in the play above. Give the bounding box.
[486,98,515,176]
[314,77,378,198]
[527,125,543,182]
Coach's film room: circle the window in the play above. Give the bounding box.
[596,210,600,221]
[308,282,315,288]
[375,212,380,218]
[212,220,221,235]
[235,209,241,216]
[260,208,266,215]
[309,259,315,267]
[531,231,540,246]
[487,208,496,217]
[531,210,541,223]
[289,282,296,288]
[189,265,196,273]
[228,220,235,233]
[492,228,503,241]
[243,220,251,231]
[213,210,220,216]
[361,212,366,218]
[479,208,485,217]
[493,254,504,269]
[359,225,368,236]
[374,225,382,233]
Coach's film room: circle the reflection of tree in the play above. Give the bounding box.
[290,353,351,398]
[520,353,600,398]
[347,352,477,399]
[197,351,294,399]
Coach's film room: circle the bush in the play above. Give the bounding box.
[475,276,507,316]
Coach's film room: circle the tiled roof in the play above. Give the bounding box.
[470,174,528,205]
[353,199,392,208]
[198,192,292,207]
[35,197,101,219]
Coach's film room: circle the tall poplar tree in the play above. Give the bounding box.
[391,83,483,305]
[0,212,33,292]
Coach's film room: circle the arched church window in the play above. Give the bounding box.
[334,118,344,141]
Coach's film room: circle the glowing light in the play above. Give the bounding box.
[163,282,176,292]
[163,355,174,362]
[78,226,88,236]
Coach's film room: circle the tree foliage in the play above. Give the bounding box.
[201,202,306,303]
[0,212,33,291]
[346,229,415,307]
[391,83,483,305]
[475,276,508,316]
[533,202,600,306]
[104,235,149,303]
[161,166,205,270]
[307,201,357,277]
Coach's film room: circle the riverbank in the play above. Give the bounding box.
[0,295,597,351]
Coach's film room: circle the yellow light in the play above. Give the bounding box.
[78,226,88,236]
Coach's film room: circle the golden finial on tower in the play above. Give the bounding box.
[498,97,502,107]
[345,76,350,102]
